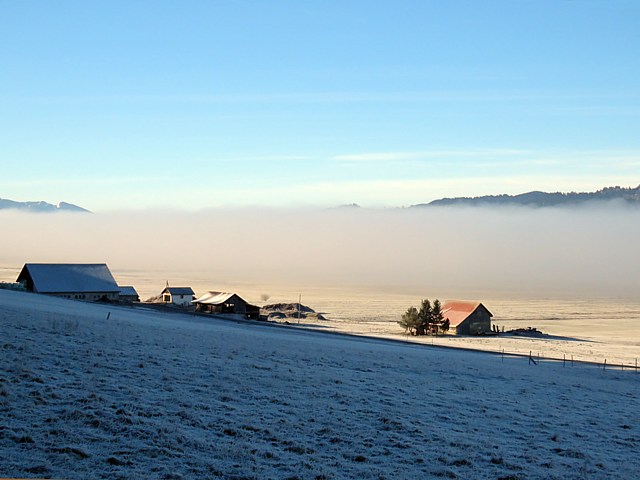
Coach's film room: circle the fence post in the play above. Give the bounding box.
[603,359,607,371]
[563,354,566,367]
[571,355,574,367]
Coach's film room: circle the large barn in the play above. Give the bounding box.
[442,300,493,335]
[193,291,260,319]
[16,263,120,302]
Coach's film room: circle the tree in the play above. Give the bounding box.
[417,299,432,336]
[432,299,444,335]
[440,318,450,334]
[399,298,449,336]
[398,306,419,335]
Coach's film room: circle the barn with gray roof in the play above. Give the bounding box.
[118,285,140,303]
[17,263,120,302]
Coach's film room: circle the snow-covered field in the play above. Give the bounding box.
[283,292,640,367]
[3,264,640,365]
[1,289,639,479]
[104,268,640,365]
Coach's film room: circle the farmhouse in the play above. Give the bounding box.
[118,286,140,303]
[193,291,260,319]
[16,263,120,302]
[442,300,493,335]
[160,287,195,306]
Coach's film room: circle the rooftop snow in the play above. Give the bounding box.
[18,263,120,294]
[193,291,238,305]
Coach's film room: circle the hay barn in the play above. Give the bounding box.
[442,300,493,335]
[16,263,120,302]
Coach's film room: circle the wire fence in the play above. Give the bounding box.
[388,332,640,374]
[514,349,640,372]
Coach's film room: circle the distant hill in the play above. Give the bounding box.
[329,203,361,210]
[412,185,640,208]
[0,197,91,213]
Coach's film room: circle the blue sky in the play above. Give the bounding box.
[1,0,639,210]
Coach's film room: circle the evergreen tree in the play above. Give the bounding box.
[432,299,444,335]
[417,299,432,336]
[399,298,451,336]
[441,318,450,334]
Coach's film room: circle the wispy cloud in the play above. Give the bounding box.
[254,174,640,207]
[4,149,638,211]
[330,149,640,172]
[332,149,531,163]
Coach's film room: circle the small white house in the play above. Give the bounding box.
[160,287,195,306]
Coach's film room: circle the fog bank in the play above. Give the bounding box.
[1,206,638,299]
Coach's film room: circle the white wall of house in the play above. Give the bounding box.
[166,293,193,306]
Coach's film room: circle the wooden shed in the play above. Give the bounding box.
[442,300,493,335]
[16,263,120,302]
[193,291,260,319]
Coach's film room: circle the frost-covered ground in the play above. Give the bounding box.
[1,289,639,479]
[109,269,640,365]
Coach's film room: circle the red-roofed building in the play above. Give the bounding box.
[442,300,493,335]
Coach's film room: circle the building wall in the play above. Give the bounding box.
[196,296,248,315]
[120,295,139,303]
[231,297,247,315]
[49,292,119,302]
[166,293,193,306]
[456,308,492,335]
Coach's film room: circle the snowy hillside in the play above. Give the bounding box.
[1,289,638,479]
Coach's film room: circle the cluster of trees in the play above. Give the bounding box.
[398,298,450,336]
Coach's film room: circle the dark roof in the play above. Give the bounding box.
[18,263,120,294]
[161,287,195,296]
[118,286,139,297]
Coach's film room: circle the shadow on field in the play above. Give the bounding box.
[501,333,596,343]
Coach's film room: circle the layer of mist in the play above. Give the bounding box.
[1,206,638,299]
